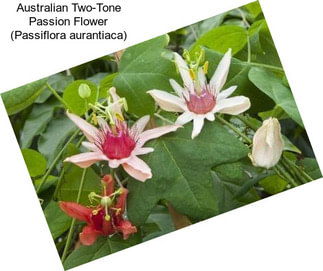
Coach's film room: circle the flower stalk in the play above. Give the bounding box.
[61,168,88,262]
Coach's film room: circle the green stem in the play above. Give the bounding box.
[281,157,305,184]
[237,8,250,28]
[249,62,284,73]
[154,113,175,125]
[283,156,312,183]
[61,168,88,263]
[47,83,72,111]
[36,129,80,194]
[247,35,251,63]
[53,135,85,200]
[217,115,251,143]
[235,115,259,130]
[274,164,298,187]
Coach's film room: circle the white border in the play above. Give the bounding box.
[1,0,323,270]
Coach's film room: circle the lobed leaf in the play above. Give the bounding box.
[114,35,179,116]
[127,121,249,225]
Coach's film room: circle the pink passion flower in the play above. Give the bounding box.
[64,112,180,182]
[148,49,251,139]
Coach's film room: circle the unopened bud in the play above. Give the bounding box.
[105,214,111,221]
[78,83,91,99]
[249,117,284,169]
[101,196,112,207]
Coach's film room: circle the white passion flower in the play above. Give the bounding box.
[148,49,251,139]
[249,117,284,169]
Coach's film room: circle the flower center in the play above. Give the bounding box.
[186,90,216,114]
[101,123,136,160]
[91,209,105,230]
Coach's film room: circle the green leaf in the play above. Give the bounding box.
[298,158,322,180]
[99,73,118,99]
[57,144,101,205]
[212,162,260,213]
[21,148,47,177]
[20,99,61,148]
[205,48,274,114]
[190,25,248,56]
[248,19,282,67]
[34,175,57,193]
[258,175,287,194]
[63,80,98,116]
[35,73,74,104]
[258,105,289,121]
[248,67,304,127]
[87,72,109,85]
[127,121,249,225]
[44,201,72,239]
[183,13,227,48]
[244,1,262,19]
[64,234,141,270]
[143,205,175,241]
[38,115,76,165]
[114,35,179,116]
[282,135,301,154]
[1,78,47,115]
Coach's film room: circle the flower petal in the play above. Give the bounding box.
[147,90,186,112]
[66,111,99,143]
[174,52,194,91]
[59,202,92,223]
[79,225,100,246]
[192,115,205,139]
[82,141,100,152]
[133,147,154,156]
[108,157,130,168]
[217,85,237,100]
[64,152,108,168]
[138,124,181,147]
[122,156,152,182]
[175,111,194,125]
[205,113,215,121]
[251,118,284,169]
[197,67,207,90]
[131,115,150,134]
[214,96,250,115]
[115,220,137,240]
[210,49,231,94]
[97,117,109,131]
[169,79,188,99]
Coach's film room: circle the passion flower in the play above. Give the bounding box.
[64,88,180,182]
[148,49,251,138]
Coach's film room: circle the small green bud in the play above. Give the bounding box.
[101,196,112,207]
[78,83,91,99]
[105,214,111,221]
[116,188,124,195]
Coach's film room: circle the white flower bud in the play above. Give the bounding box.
[249,117,284,169]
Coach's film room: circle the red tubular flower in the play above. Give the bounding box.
[59,174,137,246]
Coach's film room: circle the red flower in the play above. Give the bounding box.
[59,175,137,246]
